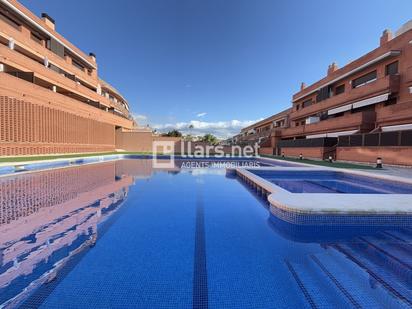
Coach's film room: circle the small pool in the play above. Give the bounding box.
[248,170,412,194]
[0,159,411,308]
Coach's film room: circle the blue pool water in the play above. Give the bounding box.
[249,170,412,194]
[0,159,411,308]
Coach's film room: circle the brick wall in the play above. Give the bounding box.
[337,146,412,165]
[281,147,325,159]
[0,96,115,156]
[258,147,274,156]
[115,129,181,152]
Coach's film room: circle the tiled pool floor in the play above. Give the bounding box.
[0,159,411,308]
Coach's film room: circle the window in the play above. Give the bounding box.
[352,71,377,88]
[30,32,43,44]
[72,58,85,71]
[335,84,345,95]
[301,121,305,126]
[47,38,64,58]
[296,104,300,111]
[295,122,300,127]
[385,61,398,76]
[316,85,332,102]
[319,112,328,121]
[302,99,312,108]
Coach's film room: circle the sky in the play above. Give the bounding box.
[21,0,412,138]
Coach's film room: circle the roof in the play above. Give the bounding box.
[292,26,412,102]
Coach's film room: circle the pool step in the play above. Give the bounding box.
[384,228,412,244]
[319,248,407,308]
[285,256,358,308]
[334,243,412,307]
[287,243,412,309]
[350,238,412,285]
[361,235,412,269]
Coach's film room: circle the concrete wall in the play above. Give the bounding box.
[337,146,412,165]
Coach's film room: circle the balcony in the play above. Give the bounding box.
[239,128,284,143]
[290,74,400,121]
[0,19,97,87]
[0,72,134,129]
[281,111,375,138]
[0,44,129,118]
[405,66,412,84]
[376,101,412,126]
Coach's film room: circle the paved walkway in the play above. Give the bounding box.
[363,166,412,179]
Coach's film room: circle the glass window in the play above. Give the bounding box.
[302,99,312,108]
[335,84,345,95]
[385,61,398,76]
[352,71,377,88]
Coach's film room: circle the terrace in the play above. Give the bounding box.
[290,74,400,121]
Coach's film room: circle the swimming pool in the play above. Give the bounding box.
[0,159,411,308]
[248,170,412,194]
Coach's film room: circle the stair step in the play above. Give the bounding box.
[285,257,353,308]
[334,243,412,307]
[320,248,407,308]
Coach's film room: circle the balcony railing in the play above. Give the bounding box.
[376,101,412,126]
[0,72,134,129]
[290,74,400,121]
[0,44,129,118]
[281,111,375,138]
[238,127,284,143]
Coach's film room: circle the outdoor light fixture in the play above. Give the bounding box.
[376,157,383,168]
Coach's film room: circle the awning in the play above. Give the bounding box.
[325,130,358,137]
[328,103,352,115]
[382,123,412,132]
[352,93,389,109]
[306,130,357,139]
[306,133,327,139]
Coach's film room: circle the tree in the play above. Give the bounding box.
[201,133,218,145]
[162,129,182,137]
[184,134,194,141]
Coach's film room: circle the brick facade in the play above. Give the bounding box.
[236,22,412,166]
[0,0,136,156]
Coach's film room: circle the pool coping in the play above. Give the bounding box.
[234,166,412,216]
[0,155,282,178]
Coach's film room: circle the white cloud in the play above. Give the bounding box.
[132,114,148,124]
[152,119,262,139]
[196,112,207,117]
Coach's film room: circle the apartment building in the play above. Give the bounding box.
[0,0,140,156]
[234,108,290,150]
[236,21,412,165]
